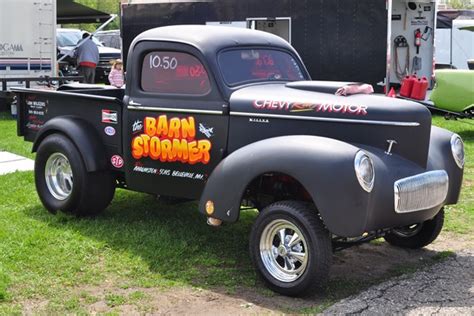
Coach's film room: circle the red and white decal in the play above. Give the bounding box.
[111,155,124,168]
[102,110,118,124]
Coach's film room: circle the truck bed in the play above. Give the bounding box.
[14,86,124,164]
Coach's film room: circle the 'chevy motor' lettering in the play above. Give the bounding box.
[253,100,368,116]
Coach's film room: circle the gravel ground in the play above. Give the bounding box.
[323,249,474,315]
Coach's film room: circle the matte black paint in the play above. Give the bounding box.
[15,25,464,238]
[32,117,108,173]
[15,88,123,172]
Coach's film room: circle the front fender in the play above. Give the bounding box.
[427,126,464,204]
[199,135,370,237]
[32,116,107,172]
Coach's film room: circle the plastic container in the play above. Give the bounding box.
[399,75,417,98]
[410,77,429,101]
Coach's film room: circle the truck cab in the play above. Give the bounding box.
[15,25,465,297]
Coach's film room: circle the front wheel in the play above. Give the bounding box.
[249,201,332,296]
[384,209,444,249]
[35,134,116,216]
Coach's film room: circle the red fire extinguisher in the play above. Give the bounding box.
[414,29,422,54]
[400,75,417,97]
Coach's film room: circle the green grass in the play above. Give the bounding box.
[0,113,472,313]
[0,113,34,159]
[431,116,474,235]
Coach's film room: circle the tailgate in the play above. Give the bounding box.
[15,88,123,155]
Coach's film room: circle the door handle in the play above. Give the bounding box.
[129,100,142,106]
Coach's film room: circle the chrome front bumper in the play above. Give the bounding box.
[394,170,449,214]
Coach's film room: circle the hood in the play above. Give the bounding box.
[58,45,120,56]
[98,46,121,55]
[229,81,432,167]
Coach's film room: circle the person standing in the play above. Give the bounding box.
[108,59,124,88]
[75,33,99,84]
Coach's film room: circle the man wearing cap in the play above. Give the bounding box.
[75,32,99,84]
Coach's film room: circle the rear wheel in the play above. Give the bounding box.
[35,134,115,216]
[384,209,444,249]
[249,201,332,296]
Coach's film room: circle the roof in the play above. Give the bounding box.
[131,25,294,54]
[58,0,111,24]
[437,10,474,29]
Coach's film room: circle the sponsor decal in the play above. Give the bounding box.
[102,110,118,124]
[133,163,206,180]
[26,99,47,115]
[253,100,368,116]
[132,120,143,133]
[26,96,47,130]
[131,115,212,165]
[104,126,116,136]
[111,155,124,168]
[198,123,214,138]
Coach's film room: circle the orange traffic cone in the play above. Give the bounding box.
[387,87,397,98]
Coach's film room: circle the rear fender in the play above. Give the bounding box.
[199,135,370,236]
[32,116,107,172]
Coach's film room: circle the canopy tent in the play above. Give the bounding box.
[436,10,474,66]
[57,0,111,24]
[437,10,474,29]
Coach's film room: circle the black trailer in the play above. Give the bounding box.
[121,0,437,92]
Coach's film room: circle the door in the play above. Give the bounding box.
[123,41,229,199]
[247,17,291,44]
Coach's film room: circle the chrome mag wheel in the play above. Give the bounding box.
[44,153,73,200]
[260,219,309,283]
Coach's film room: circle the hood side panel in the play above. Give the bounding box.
[229,83,432,167]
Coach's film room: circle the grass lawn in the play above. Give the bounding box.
[0,113,472,314]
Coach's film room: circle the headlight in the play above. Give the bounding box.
[451,134,465,168]
[354,151,375,193]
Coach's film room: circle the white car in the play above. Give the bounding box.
[57,28,121,83]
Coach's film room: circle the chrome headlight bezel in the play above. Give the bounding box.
[450,134,465,169]
[354,151,375,193]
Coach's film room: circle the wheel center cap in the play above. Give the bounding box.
[278,245,288,257]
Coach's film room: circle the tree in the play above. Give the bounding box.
[65,0,121,32]
[448,0,474,9]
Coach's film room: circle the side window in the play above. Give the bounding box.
[141,51,211,95]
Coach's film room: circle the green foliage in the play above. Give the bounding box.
[64,0,121,32]
[448,0,474,9]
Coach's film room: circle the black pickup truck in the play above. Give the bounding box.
[14,26,464,296]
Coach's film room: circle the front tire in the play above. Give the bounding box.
[249,201,332,296]
[384,209,444,249]
[35,134,115,216]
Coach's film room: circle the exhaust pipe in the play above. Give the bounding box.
[207,217,222,227]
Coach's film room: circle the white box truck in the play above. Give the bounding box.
[1,0,56,111]
[0,0,56,80]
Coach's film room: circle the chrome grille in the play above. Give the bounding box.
[394,170,449,213]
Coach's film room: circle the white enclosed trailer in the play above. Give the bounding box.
[0,0,57,82]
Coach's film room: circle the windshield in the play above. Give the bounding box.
[218,49,306,86]
[57,31,103,47]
